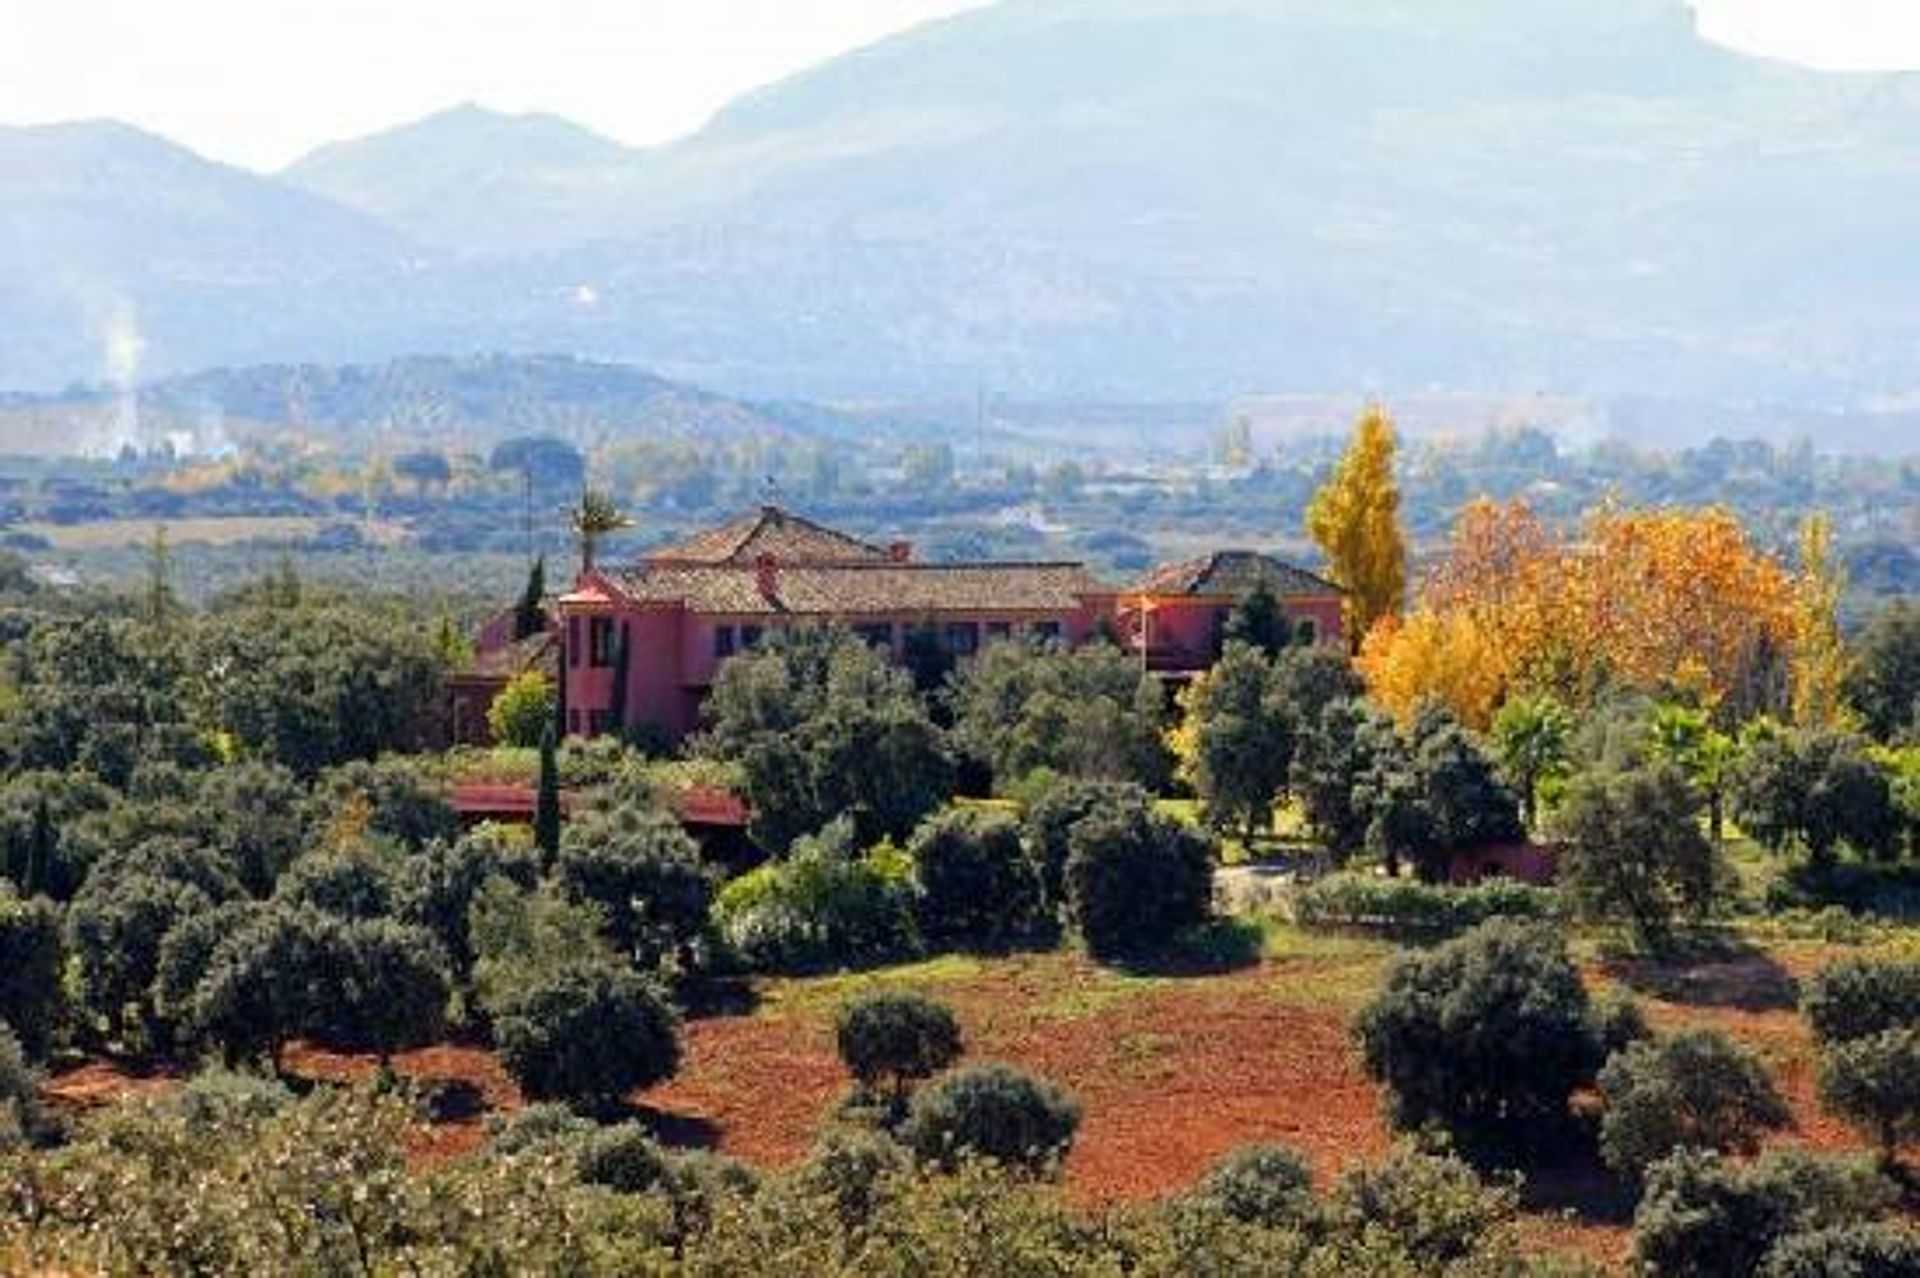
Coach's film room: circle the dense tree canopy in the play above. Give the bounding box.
[697,627,952,852]
[1306,404,1407,647]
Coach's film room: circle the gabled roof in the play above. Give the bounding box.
[1132,551,1341,599]
[646,505,891,566]
[602,561,1104,617]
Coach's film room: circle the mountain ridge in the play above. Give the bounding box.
[6,0,1920,417]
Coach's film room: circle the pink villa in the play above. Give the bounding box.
[507,505,1342,744]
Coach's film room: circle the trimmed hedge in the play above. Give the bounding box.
[1292,874,1558,936]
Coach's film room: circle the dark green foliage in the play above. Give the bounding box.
[318,758,456,851]
[513,555,547,642]
[907,807,1043,948]
[1021,777,1148,911]
[792,1129,911,1227]
[153,901,265,1038]
[1845,599,1918,743]
[1063,802,1214,960]
[1353,919,1604,1154]
[835,991,964,1104]
[0,771,115,900]
[900,1063,1081,1175]
[712,820,920,974]
[1270,644,1365,731]
[186,907,449,1067]
[189,907,333,1068]
[189,601,447,776]
[948,640,1170,793]
[697,628,952,853]
[1191,1145,1315,1227]
[1597,1030,1792,1177]
[1323,1143,1520,1272]
[486,1101,595,1154]
[492,962,680,1109]
[275,842,398,920]
[1632,1148,1899,1278]
[535,724,562,864]
[1404,711,1524,878]
[574,1121,670,1193]
[0,886,62,1059]
[307,919,451,1061]
[1758,1223,1920,1278]
[1222,580,1291,657]
[556,803,715,971]
[1181,642,1292,842]
[1295,698,1400,860]
[0,1020,56,1150]
[394,825,541,980]
[1556,763,1719,946]
[1816,1028,1919,1163]
[66,863,215,1049]
[1801,959,1920,1047]
[192,762,310,897]
[1290,874,1559,936]
[1733,729,1900,865]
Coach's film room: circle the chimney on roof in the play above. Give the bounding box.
[755,553,779,600]
[889,540,913,563]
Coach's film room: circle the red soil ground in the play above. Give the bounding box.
[39,938,1901,1273]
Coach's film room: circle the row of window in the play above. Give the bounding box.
[714,618,1063,659]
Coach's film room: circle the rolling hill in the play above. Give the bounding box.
[6,0,1920,417]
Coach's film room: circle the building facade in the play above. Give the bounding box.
[542,505,1343,742]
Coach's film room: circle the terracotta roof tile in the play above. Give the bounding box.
[1132,551,1340,598]
[647,506,891,566]
[603,561,1106,617]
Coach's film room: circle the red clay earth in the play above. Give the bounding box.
[38,943,1899,1272]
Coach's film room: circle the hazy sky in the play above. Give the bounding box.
[2,0,1917,171]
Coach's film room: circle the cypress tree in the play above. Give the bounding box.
[535,725,562,866]
[514,556,547,641]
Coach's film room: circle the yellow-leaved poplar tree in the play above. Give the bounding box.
[1357,608,1507,731]
[1306,404,1407,649]
[1790,511,1852,727]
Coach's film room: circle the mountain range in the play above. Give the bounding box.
[4,0,1920,425]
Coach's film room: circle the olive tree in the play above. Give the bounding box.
[1597,1030,1792,1178]
[834,990,964,1108]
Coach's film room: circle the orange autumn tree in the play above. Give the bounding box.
[1360,499,1799,726]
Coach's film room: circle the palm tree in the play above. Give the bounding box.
[570,488,633,575]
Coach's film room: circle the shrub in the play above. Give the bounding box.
[1759,1223,1920,1278]
[1733,729,1900,865]
[1290,874,1558,936]
[1063,802,1214,961]
[1801,958,1920,1047]
[1597,1030,1792,1178]
[834,990,964,1107]
[574,1122,670,1193]
[1555,763,1719,947]
[900,1063,1080,1175]
[712,821,918,974]
[556,804,715,972]
[1816,1027,1919,1164]
[1352,918,1604,1155]
[393,825,541,982]
[66,865,214,1049]
[493,962,680,1111]
[0,1020,55,1149]
[1021,778,1148,909]
[0,886,62,1059]
[1632,1148,1898,1278]
[307,919,452,1062]
[1323,1142,1519,1271]
[488,671,556,749]
[908,808,1044,948]
[157,1068,295,1127]
[188,907,330,1069]
[1191,1144,1315,1227]
[793,1129,911,1227]
[274,843,397,920]
[485,1102,595,1154]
